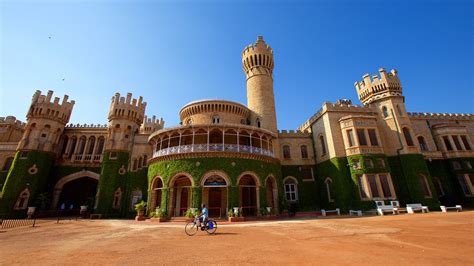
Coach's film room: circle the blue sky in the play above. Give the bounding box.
[1,0,473,129]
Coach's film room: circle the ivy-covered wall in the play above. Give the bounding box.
[315,157,354,212]
[387,154,439,208]
[147,157,283,215]
[0,171,8,191]
[95,151,130,216]
[121,167,148,218]
[0,151,54,216]
[281,165,318,211]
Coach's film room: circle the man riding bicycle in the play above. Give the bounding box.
[197,203,208,228]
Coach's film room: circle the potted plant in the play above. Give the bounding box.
[185,208,195,222]
[228,207,245,222]
[150,208,168,223]
[134,200,147,221]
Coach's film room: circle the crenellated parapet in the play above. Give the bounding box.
[278,130,311,138]
[408,112,474,121]
[108,92,146,125]
[27,90,75,125]
[66,123,108,128]
[140,115,165,134]
[298,101,374,131]
[242,36,274,79]
[354,68,402,105]
[0,116,26,128]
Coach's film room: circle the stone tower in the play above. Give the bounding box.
[0,90,74,214]
[242,36,278,133]
[355,68,418,156]
[96,92,146,215]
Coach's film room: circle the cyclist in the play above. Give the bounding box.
[197,203,209,229]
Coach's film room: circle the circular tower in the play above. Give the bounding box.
[242,36,277,133]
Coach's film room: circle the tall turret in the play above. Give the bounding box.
[18,90,74,153]
[105,92,146,151]
[1,90,74,214]
[96,92,146,216]
[242,36,277,133]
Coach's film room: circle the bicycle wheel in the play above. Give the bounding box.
[205,220,217,234]
[185,222,198,236]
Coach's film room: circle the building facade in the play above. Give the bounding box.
[1,36,473,218]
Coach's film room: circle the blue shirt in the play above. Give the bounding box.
[201,207,208,219]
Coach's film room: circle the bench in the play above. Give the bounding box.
[321,208,340,216]
[440,205,462,212]
[349,210,362,216]
[375,201,398,216]
[90,214,102,219]
[406,204,429,214]
[390,200,407,213]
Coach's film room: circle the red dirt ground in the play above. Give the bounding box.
[1,212,473,265]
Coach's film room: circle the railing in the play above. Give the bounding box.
[71,154,103,163]
[153,144,274,158]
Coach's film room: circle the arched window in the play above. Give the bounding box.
[402,127,414,146]
[382,106,389,118]
[325,178,334,202]
[284,177,298,201]
[419,175,432,198]
[300,145,308,159]
[283,145,291,159]
[14,188,30,210]
[418,136,428,151]
[2,157,14,171]
[319,135,327,155]
[112,188,122,209]
[212,115,220,124]
[256,118,261,128]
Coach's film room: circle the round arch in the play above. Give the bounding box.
[264,174,279,212]
[168,172,194,217]
[150,176,165,210]
[168,172,195,187]
[200,170,231,187]
[52,170,100,209]
[237,171,261,187]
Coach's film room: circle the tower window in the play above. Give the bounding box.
[418,136,428,151]
[283,145,291,159]
[356,129,367,146]
[443,136,453,151]
[300,145,308,159]
[382,106,389,118]
[319,135,327,155]
[402,127,414,146]
[256,118,261,128]
[212,115,220,124]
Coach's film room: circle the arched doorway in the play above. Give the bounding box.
[238,174,259,216]
[51,171,100,209]
[265,176,278,212]
[169,174,193,217]
[201,172,229,218]
[150,177,164,210]
[58,177,98,209]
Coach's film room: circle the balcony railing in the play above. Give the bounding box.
[153,144,274,158]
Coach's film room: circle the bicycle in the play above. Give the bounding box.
[185,216,217,236]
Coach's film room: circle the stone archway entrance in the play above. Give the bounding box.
[52,170,100,209]
[169,175,193,217]
[201,174,228,218]
[239,174,259,216]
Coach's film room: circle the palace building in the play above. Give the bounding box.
[1,36,473,218]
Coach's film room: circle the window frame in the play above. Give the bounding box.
[283,176,299,202]
[356,173,396,201]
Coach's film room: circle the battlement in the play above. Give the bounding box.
[66,123,108,128]
[108,92,146,125]
[354,68,403,104]
[140,115,165,134]
[408,112,474,121]
[0,116,26,128]
[297,101,374,131]
[242,36,274,76]
[278,129,311,138]
[27,90,75,124]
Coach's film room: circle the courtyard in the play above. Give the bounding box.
[1,212,473,265]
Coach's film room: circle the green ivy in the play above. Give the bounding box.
[281,165,319,211]
[147,157,282,215]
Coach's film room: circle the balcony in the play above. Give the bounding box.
[153,144,274,158]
